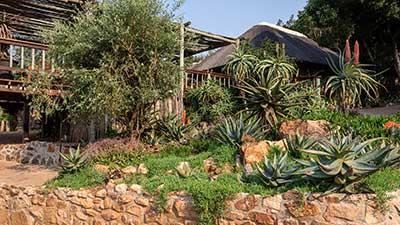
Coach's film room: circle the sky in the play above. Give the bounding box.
[177,0,308,37]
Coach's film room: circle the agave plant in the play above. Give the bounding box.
[215,114,266,148]
[60,145,88,173]
[296,135,400,193]
[156,114,195,144]
[285,133,317,159]
[225,47,259,82]
[325,51,384,110]
[237,74,307,128]
[256,152,299,187]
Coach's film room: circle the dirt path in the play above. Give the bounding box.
[356,105,400,116]
[0,160,58,187]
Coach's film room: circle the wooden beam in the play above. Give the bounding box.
[0,38,48,50]
[185,27,237,45]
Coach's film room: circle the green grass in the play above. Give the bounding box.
[363,167,400,209]
[46,166,105,189]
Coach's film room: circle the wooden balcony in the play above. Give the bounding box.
[0,37,65,96]
[184,69,234,90]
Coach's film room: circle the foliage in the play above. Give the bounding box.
[31,0,182,134]
[156,114,196,144]
[60,145,89,173]
[237,74,307,128]
[214,114,266,148]
[325,52,383,110]
[225,47,258,82]
[186,80,234,122]
[297,135,400,193]
[0,107,9,121]
[256,152,298,187]
[290,0,400,86]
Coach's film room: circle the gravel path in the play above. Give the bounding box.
[0,160,58,187]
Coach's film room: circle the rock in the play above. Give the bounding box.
[203,158,218,174]
[94,164,110,174]
[285,201,321,218]
[115,183,128,194]
[129,184,143,194]
[324,202,365,223]
[279,119,330,139]
[95,189,107,198]
[249,211,276,225]
[176,162,191,177]
[137,163,149,175]
[234,194,258,211]
[121,166,137,175]
[101,209,119,221]
[241,140,269,164]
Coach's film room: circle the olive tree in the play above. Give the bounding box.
[30,0,183,138]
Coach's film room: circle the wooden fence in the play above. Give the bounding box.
[184,69,234,90]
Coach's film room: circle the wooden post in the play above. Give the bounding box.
[9,45,13,68]
[21,47,25,69]
[42,50,46,71]
[89,119,95,143]
[23,100,30,142]
[31,48,35,70]
[179,22,185,116]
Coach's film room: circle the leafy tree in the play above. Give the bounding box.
[30,0,183,138]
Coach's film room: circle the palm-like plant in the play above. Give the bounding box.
[225,47,258,82]
[237,74,307,128]
[325,52,384,110]
[215,114,266,148]
[296,135,400,193]
[255,45,296,80]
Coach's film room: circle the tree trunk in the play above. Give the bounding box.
[394,43,400,84]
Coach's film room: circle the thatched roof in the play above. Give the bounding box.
[0,0,91,42]
[191,22,339,71]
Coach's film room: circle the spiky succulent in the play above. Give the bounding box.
[256,152,299,187]
[156,114,196,144]
[285,133,317,159]
[296,135,400,193]
[60,145,88,173]
[215,114,266,148]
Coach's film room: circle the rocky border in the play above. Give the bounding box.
[0,182,399,225]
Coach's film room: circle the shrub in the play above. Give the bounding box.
[186,80,234,122]
[215,114,266,148]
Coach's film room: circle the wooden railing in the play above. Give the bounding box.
[0,38,67,95]
[184,69,234,90]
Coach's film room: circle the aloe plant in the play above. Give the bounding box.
[215,114,266,148]
[296,135,400,193]
[60,145,88,173]
[237,74,307,128]
[225,47,259,82]
[156,114,196,144]
[256,152,299,187]
[325,51,384,110]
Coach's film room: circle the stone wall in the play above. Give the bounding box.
[0,142,69,167]
[0,182,400,225]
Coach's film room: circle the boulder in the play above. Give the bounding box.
[241,140,269,165]
[279,119,330,139]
